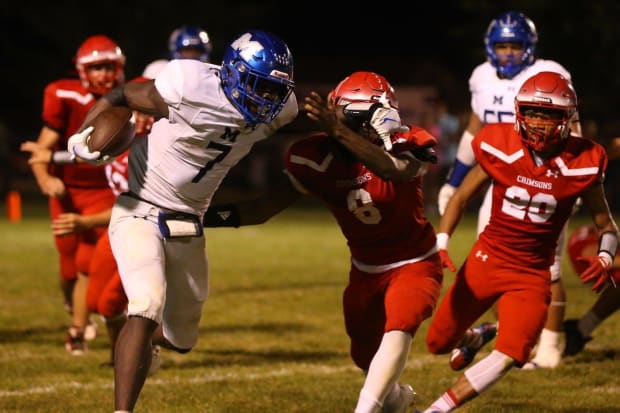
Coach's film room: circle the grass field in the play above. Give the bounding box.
[0,202,619,413]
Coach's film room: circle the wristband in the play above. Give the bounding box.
[598,230,618,261]
[436,232,450,250]
[203,204,241,228]
[446,159,473,187]
[52,151,76,164]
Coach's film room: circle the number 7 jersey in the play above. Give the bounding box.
[473,123,607,269]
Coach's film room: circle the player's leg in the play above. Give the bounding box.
[343,266,386,413]
[49,197,79,315]
[71,188,116,346]
[524,224,567,368]
[564,285,620,356]
[360,259,441,413]
[109,198,167,411]
[426,255,496,356]
[421,268,548,412]
[420,350,515,413]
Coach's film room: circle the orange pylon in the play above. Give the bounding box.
[6,190,22,223]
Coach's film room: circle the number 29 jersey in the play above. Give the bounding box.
[473,123,607,269]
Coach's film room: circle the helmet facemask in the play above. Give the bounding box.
[516,106,570,153]
[329,71,398,149]
[514,71,577,156]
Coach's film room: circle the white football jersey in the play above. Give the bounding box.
[127,59,298,215]
[469,59,572,124]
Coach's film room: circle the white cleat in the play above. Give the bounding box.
[522,347,561,370]
[382,384,416,413]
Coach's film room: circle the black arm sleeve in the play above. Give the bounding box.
[103,85,128,107]
[203,204,241,228]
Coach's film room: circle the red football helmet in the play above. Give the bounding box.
[75,35,125,95]
[329,71,398,109]
[515,71,577,152]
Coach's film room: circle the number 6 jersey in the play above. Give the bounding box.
[284,127,438,268]
[473,123,607,269]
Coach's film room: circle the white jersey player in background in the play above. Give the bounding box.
[437,11,582,370]
[68,30,297,413]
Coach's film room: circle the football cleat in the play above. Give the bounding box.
[563,319,592,356]
[525,346,561,369]
[382,384,416,413]
[65,326,87,356]
[449,322,497,371]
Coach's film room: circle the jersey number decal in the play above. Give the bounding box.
[347,188,382,224]
[502,185,556,223]
[483,109,514,124]
[192,141,232,183]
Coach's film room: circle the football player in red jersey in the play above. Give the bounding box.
[418,71,617,412]
[26,35,124,354]
[204,71,443,413]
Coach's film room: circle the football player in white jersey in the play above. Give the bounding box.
[437,11,582,369]
[68,30,297,413]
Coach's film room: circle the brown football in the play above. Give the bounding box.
[87,106,136,157]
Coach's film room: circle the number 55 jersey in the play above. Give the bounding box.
[473,123,607,269]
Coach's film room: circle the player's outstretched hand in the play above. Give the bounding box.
[577,255,615,292]
[304,91,342,134]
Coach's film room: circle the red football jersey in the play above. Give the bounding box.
[284,127,437,265]
[104,150,129,196]
[473,124,608,269]
[42,78,109,188]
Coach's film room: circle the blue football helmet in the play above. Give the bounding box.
[220,30,295,126]
[168,25,212,62]
[484,11,538,79]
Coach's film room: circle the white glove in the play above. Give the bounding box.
[67,126,105,163]
[369,104,408,151]
[437,183,457,216]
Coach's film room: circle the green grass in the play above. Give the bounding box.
[0,203,618,412]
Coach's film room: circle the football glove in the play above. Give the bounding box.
[577,255,616,293]
[67,126,109,164]
[369,103,408,151]
[439,249,456,272]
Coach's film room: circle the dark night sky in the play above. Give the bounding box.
[2,1,620,146]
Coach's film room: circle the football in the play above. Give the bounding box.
[87,106,136,157]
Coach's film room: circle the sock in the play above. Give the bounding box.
[536,328,561,351]
[578,311,601,337]
[465,350,512,393]
[424,391,457,413]
[354,388,382,413]
[357,330,411,411]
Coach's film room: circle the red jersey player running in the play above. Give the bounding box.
[417,71,617,412]
[27,35,124,354]
[204,71,444,413]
